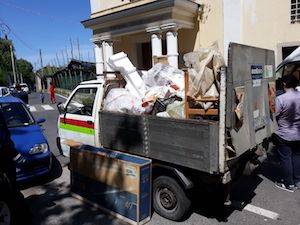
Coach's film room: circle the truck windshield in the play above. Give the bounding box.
[0,102,34,127]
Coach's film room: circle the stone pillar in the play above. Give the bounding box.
[166,30,179,68]
[151,33,162,57]
[102,40,114,72]
[147,26,163,66]
[94,44,104,75]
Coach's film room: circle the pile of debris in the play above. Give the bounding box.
[103,43,225,120]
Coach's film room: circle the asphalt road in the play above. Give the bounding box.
[20,92,300,225]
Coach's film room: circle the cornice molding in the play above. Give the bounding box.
[82,0,199,38]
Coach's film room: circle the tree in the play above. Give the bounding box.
[16,58,34,86]
[0,38,14,85]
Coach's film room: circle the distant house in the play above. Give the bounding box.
[82,0,300,74]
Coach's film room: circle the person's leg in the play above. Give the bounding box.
[276,143,294,185]
[53,92,56,103]
[292,143,300,187]
[50,93,54,103]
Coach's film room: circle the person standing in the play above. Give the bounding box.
[40,91,45,104]
[49,81,56,104]
[273,74,300,192]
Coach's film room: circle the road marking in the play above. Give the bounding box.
[244,204,280,220]
[41,105,55,110]
[29,106,37,112]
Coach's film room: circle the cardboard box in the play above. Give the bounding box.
[69,145,151,225]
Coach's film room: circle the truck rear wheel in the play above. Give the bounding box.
[153,176,191,221]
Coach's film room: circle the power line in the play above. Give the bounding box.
[0,0,77,25]
[0,17,38,52]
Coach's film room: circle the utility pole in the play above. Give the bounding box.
[77,38,81,61]
[56,53,61,67]
[39,49,44,90]
[10,44,17,84]
[70,38,74,59]
[61,50,66,66]
[65,47,69,64]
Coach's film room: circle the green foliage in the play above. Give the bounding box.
[16,58,34,85]
[0,38,35,87]
[0,38,13,85]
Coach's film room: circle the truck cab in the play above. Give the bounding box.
[57,79,104,157]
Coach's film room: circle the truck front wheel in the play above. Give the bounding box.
[153,176,191,221]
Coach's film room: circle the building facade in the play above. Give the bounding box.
[82,0,300,74]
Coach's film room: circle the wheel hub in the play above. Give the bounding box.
[159,188,177,210]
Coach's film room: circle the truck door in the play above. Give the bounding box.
[58,86,98,157]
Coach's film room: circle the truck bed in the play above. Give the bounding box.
[99,111,219,174]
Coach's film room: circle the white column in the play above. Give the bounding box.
[102,41,114,72]
[151,33,162,57]
[94,44,104,75]
[166,30,179,68]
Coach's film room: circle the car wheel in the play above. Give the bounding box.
[153,176,191,221]
[0,198,13,225]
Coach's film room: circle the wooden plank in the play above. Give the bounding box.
[187,108,219,116]
[193,97,219,102]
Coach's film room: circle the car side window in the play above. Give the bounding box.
[66,88,97,116]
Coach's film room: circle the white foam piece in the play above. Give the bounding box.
[108,52,146,99]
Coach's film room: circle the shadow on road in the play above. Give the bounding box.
[189,145,281,222]
[19,154,126,225]
[188,174,264,222]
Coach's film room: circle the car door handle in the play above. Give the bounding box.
[87,120,93,125]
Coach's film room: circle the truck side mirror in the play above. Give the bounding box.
[57,102,66,114]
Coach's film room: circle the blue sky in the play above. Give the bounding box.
[0,0,95,70]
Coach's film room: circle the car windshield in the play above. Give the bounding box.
[0,102,34,127]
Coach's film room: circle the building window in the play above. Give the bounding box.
[291,0,300,23]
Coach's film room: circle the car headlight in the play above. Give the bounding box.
[29,143,48,155]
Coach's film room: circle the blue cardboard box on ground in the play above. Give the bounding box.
[69,144,152,225]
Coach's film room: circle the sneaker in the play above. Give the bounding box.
[295,182,300,189]
[275,181,297,192]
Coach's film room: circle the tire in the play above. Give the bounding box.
[0,199,12,225]
[153,176,191,221]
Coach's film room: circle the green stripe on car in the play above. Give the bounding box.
[60,123,94,135]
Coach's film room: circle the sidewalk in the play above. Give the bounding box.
[19,156,177,225]
[21,165,127,225]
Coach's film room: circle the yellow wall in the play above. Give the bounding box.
[196,0,224,53]
[99,0,130,12]
[241,0,300,64]
[93,0,300,65]
[177,0,224,54]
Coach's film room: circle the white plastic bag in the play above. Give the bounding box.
[166,101,185,119]
[103,88,144,115]
[143,63,184,90]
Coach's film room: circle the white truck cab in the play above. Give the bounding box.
[57,78,104,157]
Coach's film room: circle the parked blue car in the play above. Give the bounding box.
[0,96,52,181]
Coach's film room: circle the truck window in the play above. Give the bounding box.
[66,88,97,116]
